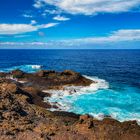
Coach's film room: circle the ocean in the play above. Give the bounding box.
[0,49,140,122]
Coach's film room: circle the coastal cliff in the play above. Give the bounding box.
[0,70,139,140]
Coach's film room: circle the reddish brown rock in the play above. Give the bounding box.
[0,72,7,78]
[23,87,51,108]
[0,70,139,140]
[11,69,25,78]
[79,115,90,122]
[36,70,56,77]
[20,70,93,90]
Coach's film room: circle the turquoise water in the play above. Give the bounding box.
[66,86,140,122]
[0,64,42,73]
[0,50,139,122]
[46,76,140,123]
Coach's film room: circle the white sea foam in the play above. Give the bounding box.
[44,75,109,111]
[45,75,109,96]
[44,76,140,124]
[31,65,42,69]
[19,64,42,71]
[0,64,42,73]
[89,112,140,124]
[89,113,105,120]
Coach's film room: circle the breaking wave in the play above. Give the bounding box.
[0,65,42,73]
[44,76,140,124]
[44,76,109,97]
[44,76,109,111]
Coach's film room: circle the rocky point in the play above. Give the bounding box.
[0,70,139,140]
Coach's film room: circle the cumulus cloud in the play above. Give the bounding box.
[22,14,33,18]
[1,29,140,48]
[0,24,37,35]
[1,29,140,50]
[75,29,140,43]
[105,29,140,42]
[33,0,44,8]
[38,23,59,28]
[62,29,140,45]
[31,20,37,25]
[44,9,61,15]
[0,23,59,35]
[42,9,62,17]
[53,15,70,21]
[34,0,140,15]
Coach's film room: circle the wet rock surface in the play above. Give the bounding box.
[0,70,139,140]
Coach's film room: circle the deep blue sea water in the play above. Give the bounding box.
[0,49,140,122]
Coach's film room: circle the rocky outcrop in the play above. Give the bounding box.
[0,70,139,140]
[11,69,25,78]
[0,72,7,78]
[5,70,93,90]
[23,87,52,108]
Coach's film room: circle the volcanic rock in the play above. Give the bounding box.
[0,70,139,140]
[11,69,25,78]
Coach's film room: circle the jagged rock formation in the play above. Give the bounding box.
[0,70,93,90]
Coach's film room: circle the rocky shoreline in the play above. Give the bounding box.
[0,70,140,140]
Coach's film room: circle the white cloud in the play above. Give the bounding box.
[23,14,33,18]
[53,15,70,21]
[42,9,62,17]
[36,0,140,15]
[33,0,44,8]
[38,23,59,28]
[105,29,140,42]
[44,9,61,15]
[0,23,59,35]
[1,29,140,48]
[62,29,140,45]
[0,42,48,46]
[0,24,37,35]
[31,20,37,25]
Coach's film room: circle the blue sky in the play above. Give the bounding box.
[0,0,140,49]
